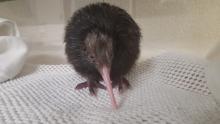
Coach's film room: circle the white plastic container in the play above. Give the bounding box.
[0,18,27,83]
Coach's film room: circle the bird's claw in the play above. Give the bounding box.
[113,77,131,93]
[75,81,106,96]
[75,82,89,89]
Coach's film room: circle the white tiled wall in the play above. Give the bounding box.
[0,0,133,25]
[0,0,220,58]
[63,0,132,21]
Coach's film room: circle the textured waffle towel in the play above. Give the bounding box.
[0,53,220,124]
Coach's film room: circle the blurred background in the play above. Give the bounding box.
[0,0,220,66]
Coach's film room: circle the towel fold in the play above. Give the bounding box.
[0,18,27,83]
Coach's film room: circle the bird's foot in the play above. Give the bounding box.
[113,77,131,93]
[75,81,106,96]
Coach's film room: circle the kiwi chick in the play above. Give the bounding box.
[64,2,141,108]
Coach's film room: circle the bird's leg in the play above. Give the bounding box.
[75,80,106,96]
[112,77,131,93]
[88,82,97,96]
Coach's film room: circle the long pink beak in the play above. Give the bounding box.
[100,65,117,109]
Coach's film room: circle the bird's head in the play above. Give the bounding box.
[83,31,117,108]
[83,32,113,73]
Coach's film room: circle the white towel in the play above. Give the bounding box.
[0,53,219,124]
[0,18,27,83]
[206,42,220,107]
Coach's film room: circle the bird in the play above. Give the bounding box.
[64,2,141,109]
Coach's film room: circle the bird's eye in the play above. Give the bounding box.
[89,55,95,62]
[110,53,113,57]
[89,55,95,63]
